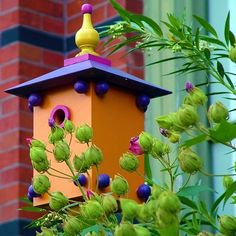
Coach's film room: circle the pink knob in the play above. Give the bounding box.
[81,4,93,14]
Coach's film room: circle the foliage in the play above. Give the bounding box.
[22,1,236,236]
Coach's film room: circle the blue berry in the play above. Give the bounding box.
[74,80,89,93]
[95,82,109,96]
[28,184,40,198]
[28,93,42,106]
[136,184,151,201]
[98,174,110,189]
[74,174,87,187]
[27,193,33,202]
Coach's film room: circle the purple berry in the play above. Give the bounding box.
[74,174,87,187]
[28,93,42,106]
[27,193,33,202]
[95,82,109,96]
[28,184,40,198]
[136,94,150,108]
[74,80,89,94]
[97,174,110,189]
[136,184,151,201]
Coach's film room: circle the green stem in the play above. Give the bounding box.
[200,169,236,177]
[46,171,71,180]
[65,159,75,177]
[178,174,191,192]
[49,166,73,178]
[95,165,99,193]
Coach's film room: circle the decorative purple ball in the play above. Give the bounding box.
[136,94,150,108]
[95,82,109,96]
[98,174,110,189]
[81,4,93,14]
[28,93,42,107]
[136,184,151,201]
[74,174,87,187]
[28,102,33,112]
[28,184,40,198]
[27,193,33,202]
[74,80,89,94]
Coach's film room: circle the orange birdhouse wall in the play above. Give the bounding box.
[33,83,144,206]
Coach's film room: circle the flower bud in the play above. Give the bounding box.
[229,46,236,63]
[111,176,129,196]
[114,223,137,236]
[84,145,103,166]
[53,140,70,162]
[178,148,203,174]
[33,175,51,195]
[30,147,48,163]
[151,138,164,158]
[49,192,69,211]
[32,159,49,173]
[146,199,158,215]
[63,216,83,235]
[151,184,163,199]
[134,225,151,236]
[223,176,234,190]
[168,132,180,143]
[119,152,139,172]
[73,153,90,172]
[208,102,229,123]
[36,227,55,236]
[102,195,118,214]
[139,132,153,152]
[49,127,65,144]
[156,207,176,225]
[219,215,236,234]
[158,191,181,214]
[129,136,144,155]
[188,87,207,106]
[64,120,75,133]
[120,198,138,219]
[177,105,198,128]
[197,232,213,236]
[185,81,194,92]
[30,139,46,150]
[136,203,152,222]
[156,113,176,130]
[76,124,93,144]
[83,200,104,219]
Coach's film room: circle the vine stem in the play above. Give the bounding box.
[49,166,73,178]
[178,174,191,192]
[46,171,71,180]
[95,165,100,193]
[200,169,236,177]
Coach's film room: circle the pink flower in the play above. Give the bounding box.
[129,136,144,155]
[86,189,94,199]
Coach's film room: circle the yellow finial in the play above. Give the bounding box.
[75,4,99,56]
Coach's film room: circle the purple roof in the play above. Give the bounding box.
[5,59,171,99]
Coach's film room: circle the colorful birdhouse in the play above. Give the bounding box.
[6,4,171,207]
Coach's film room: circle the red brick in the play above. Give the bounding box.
[0,44,19,64]
[19,43,42,62]
[1,96,20,114]
[0,201,19,223]
[127,50,144,67]
[19,61,51,78]
[20,0,63,18]
[0,10,19,31]
[43,16,64,35]
[0,80,19,99]
[107,48,127,67]
[19,201,44,221]
[43,50,64,67]
[67,15,83,34]
[128,68,144,79]
[0,130,19,150]
[19,110,33,130]
[19,10,42,29]
[0,149,19,169]
[1,0,19,11]
[67,0,83,17]
[1,61,19,80]
[126,0,143,14]
[93,4,106,25]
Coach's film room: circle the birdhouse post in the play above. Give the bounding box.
[6,4,171,207]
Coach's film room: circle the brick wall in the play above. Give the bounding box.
[0,0,143,235]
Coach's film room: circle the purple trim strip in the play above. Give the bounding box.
[49,105,70,128]
[64,54,111,67]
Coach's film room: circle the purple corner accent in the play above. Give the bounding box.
[81,4,93,14]
[64,54,111,67]
[49,105,70,128]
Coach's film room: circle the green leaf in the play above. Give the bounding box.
[194,15,218,37]
[178,185,214,198]
[229,30,236,46]
[217,61,225,78]
[224,12,230,45]
[209,121,236,143]
[195,27,200,49]
[178,196,198,210]
[211,192,225,213]
[203,48,211,60]
[225,73,235,89]
[182,134,207,148]
[109,0,131,21]
[223,181,236,207]
[200,35,226,48]
[19,206,47,213]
